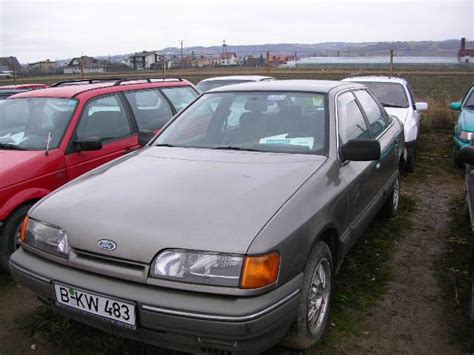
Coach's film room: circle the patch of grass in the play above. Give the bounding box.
[435,197,474,353]
[422,96,458,130]
[310,195,415,353]
[0,270,16,291]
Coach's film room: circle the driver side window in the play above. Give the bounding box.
[76,95,132,142]
[338,92,370,146]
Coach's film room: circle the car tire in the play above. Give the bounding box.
[453,147,464,169]
[404,146,416,173]
[382,172,401,218]
[282,241,333,350]
[0,204,32,271]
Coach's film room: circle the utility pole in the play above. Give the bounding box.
[266,51,270,75]
[389,49,394,78]
[180,40,184,69]
[161,55,166,79]
[12,63,17,85]
[294,51,297,68]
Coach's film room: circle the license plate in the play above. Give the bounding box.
[54,283,136,327]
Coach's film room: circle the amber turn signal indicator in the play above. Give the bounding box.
[19,216,29,242]
[240,252,280,289]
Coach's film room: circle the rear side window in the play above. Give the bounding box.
[161,86,198,112]
[337,92,370,145]
[76,95,132,142]
[353,90,389,137]
[124,89,173,130]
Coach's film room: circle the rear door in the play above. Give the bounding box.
[65,94,137,180]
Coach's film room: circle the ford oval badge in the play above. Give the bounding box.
[98,239,117,251]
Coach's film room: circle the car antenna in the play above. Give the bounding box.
[45,131,52,156]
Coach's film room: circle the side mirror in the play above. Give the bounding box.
[458,146,474,165]
[415,102,428,111]
[138,130,155,147]
[450,102,462,111]
[341,139,381,162]
[74,137,102,152]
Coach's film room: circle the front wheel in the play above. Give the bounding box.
[0,204,32,271]
[453,147,464,169]
[282,241,333,350]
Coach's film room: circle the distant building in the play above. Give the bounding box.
[269,54,295,66]
[128,51,160,70]
[195,56,215,68]
[218,52,238,66]
[63,56,108,74]
[28,59,56,73]
[0,56,21,72]
[243,55,264,67]
[458,38,474,63]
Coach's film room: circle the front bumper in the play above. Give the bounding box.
[10,249,302,354]
[454,136,470,151]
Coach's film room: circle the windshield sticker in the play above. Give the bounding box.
[259,134,314,149]
[268,94,286,101]
[312,96,324,106]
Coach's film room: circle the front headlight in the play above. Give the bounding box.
[459,131,474,141]
[150,250,243,287]
[150,249,280,288]
[20,217,70,258]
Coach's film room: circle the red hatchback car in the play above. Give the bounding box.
[0,78,199,269]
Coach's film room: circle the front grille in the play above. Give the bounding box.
[69,249,149,283]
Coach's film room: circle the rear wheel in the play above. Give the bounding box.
[382,172,400,218]
[453,147,464,169]
[0,204,32,271]
[404,145,416,173]
[282,241,333,350]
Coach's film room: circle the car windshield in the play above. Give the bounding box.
[0,98,78,151]
[196,80,253,93]
[464,90,474,108]
[154,91,328,155]
[356,82,409,108]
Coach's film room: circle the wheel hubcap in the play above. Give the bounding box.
[393,178,400,210]
[307,258,331,330]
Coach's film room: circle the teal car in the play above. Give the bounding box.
[453,86,474,167]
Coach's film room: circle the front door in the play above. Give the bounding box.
[65,94,138,180]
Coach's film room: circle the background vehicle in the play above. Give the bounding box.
[0,77,199,269]
[452,85,474,167]
[10,80,404,354]
[0,70,18,79]
[0,83,48,90]
[342,76,427,172]
[0,89,29,100]
[453,145,474,320]
[196,75,275,92]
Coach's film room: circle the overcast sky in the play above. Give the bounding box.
[0,0,473,63]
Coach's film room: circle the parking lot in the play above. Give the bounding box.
[1,126,472,354]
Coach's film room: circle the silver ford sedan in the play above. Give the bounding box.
[10,80,404,354]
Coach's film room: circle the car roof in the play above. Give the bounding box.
[342,76,408,85]
[207,79,363,93]
[10,78,193,99]
[199,75,275,82]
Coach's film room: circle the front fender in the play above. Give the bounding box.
[0,188,51,221]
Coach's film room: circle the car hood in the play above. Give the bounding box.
[31,147,326,263]
[384,107,409,124]
[0,150,47,188]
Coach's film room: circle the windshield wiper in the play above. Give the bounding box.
[382,103,405,108]
[213,146,262,152]
[154,143,176,147]
[0,143,25,150]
